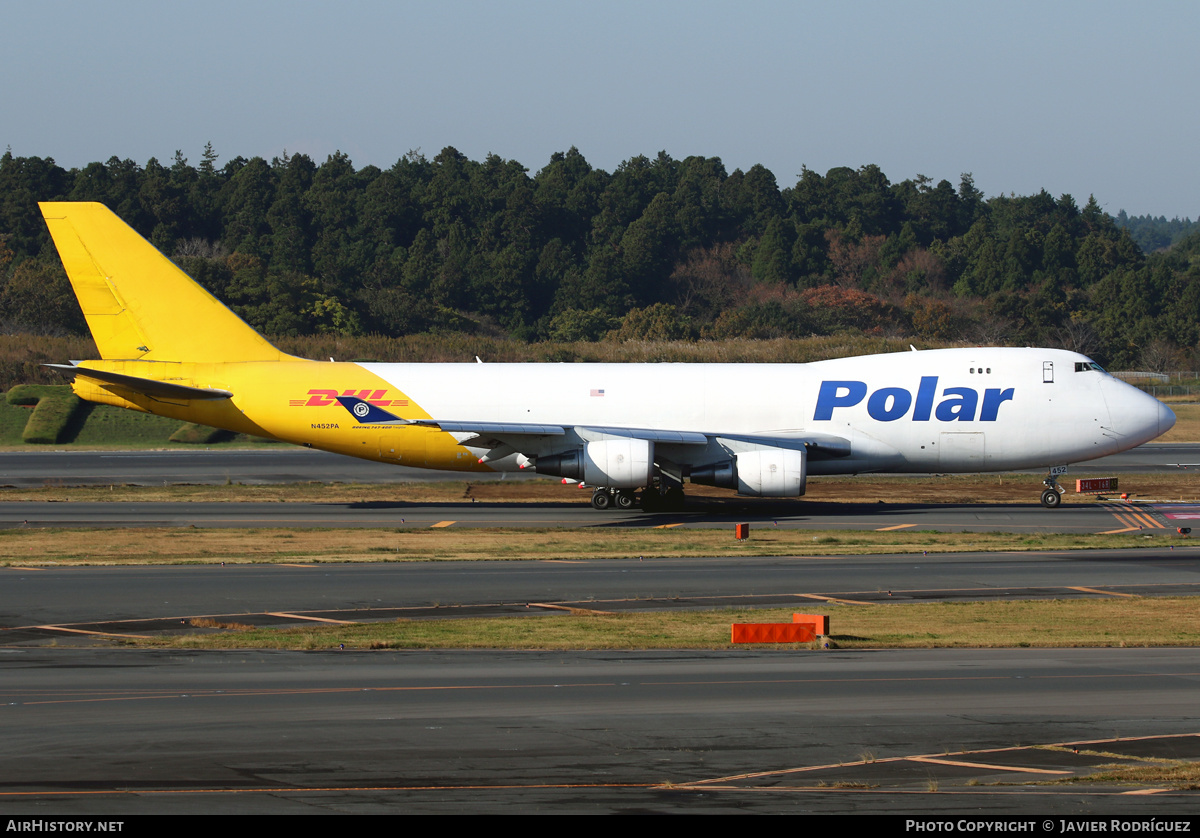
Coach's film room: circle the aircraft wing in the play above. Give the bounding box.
[334,396,850,460]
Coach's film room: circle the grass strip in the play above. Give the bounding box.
[4,470,1200,505]
[167,423,239,444]
[1045,761,1200,789]
[130,596,1200,650]
[0,525,1191,565]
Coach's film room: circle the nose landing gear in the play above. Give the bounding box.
[1041,469,1066,508]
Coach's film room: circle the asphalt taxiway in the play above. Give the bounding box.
[0,496,1193,535]
[3,647,1199,814]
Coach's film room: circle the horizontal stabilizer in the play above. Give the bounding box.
[46,364,233,401]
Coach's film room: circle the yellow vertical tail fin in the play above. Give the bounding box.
[39,202,290,362]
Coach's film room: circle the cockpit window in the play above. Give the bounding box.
[1075,362,1106,373]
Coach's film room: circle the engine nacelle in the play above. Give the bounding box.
[691,448,807,497]
[534,438,654,489]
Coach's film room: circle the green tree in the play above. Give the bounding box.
[0,153,69,258]
[267,152,315,274]
[219,157,275,257]
[547,307,617,341]
[619,192,679,305]
[751,217,795,284]
[609,302,693,341]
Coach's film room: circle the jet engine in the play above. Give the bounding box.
[691,448,807,497]
[533,438,654,489]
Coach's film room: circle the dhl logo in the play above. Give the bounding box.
[290,389,410,408]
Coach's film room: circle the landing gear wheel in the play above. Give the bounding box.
[614,490,636,510]
[1041,488,1062,508]
[591,488,613,510]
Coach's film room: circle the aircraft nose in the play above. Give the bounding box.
[1133,389,1174,442]
[1102,376,1175,445]
[1158,399,1176,437]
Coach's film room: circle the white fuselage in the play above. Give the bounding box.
[358,347,1173,476]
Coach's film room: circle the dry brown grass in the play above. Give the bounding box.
[5,470,1200,505]
[1061,762,1200,789]
[1156,403,1200,443]
[272,333,933,365]
[139,596,1200,651]
[1030,747,1200,789]
[0,524,1186,567]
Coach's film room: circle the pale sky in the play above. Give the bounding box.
[5,0,1197,218]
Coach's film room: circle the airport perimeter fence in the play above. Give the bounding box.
[1112,370,1200,398]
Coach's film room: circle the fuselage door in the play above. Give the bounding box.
[1043,361,1054,383]
[938,432,985,472]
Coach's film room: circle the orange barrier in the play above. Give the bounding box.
[793,613,829,634]
[731,622,817,644]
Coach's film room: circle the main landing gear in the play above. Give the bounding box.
[591,488,637,510]
[590,486,686,511]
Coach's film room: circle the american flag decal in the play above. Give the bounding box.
[590,388,605,397]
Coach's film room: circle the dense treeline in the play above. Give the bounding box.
[2,145,1199,369]
[1114,211,1198,254]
